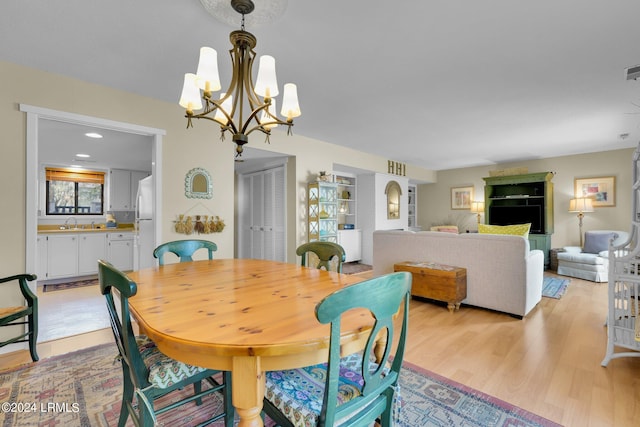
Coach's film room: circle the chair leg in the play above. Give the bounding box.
[194,381,203,406]
[139,390,156,427]
[28,312,38,362]
[118,367,134,427]
[223,371,234,427]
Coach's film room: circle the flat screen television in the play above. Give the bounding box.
[489,205,543,233]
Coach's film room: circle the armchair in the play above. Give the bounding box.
[557,230,629,282]
[0,274,38,361]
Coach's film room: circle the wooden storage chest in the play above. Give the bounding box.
[394,261,467,313]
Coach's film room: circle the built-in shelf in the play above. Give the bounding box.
[483,172,554,267]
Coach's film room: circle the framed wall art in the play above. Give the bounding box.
[574,176,615,207]
[451,186,474,210]
[185,167,213,199]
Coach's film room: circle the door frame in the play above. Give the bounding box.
[21,104,165,287]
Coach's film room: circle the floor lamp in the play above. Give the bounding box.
[470,201,485,225]
[568,198,594,247]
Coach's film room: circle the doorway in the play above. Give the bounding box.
[21,104,164,342]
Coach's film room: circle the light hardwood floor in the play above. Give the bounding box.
[2,272,639,426]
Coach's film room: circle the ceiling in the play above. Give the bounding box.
[3,0,640,171]
[38,119,153,171]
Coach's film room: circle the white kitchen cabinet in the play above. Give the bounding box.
[78,233,108,275]
[108,232,134,271]
[38,231,132,280]
[110,169,132,210]
[110,169,150,211]
[337,229,362,263]
[46,234,78,279]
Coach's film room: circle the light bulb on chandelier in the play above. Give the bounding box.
[179,0,301,158]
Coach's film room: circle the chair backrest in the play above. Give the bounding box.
[98,260,149,390]
[315,271,412,426]
[296,241,346,272]
[153,239,217,265]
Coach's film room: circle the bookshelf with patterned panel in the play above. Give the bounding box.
[308,181,338,242]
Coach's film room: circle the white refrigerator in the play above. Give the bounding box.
[134,175,156,270]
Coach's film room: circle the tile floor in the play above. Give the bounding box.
[37,283,110,342]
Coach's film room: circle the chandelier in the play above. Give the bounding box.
[179,0,301,158]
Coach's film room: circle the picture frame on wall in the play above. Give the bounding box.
[451,186,474,210]
[574,176,616,207]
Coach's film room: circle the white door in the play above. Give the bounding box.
[238,166,286,261]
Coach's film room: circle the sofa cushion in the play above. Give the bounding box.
[478,223,531,238]
[583,231,618,254]
[557,251,605,265]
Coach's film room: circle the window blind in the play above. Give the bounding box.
[45,168,105,184]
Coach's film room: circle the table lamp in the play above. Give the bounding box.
[568,197,594,247]
[470,201,485,224]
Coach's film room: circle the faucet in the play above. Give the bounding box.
[64,217,77,230]
[91,221,96,229]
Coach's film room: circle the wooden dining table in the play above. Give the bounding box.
[126,258,370,427]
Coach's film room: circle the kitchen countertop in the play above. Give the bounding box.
[38,224,135,234]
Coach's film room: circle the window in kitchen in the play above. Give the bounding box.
[45,167,105,215]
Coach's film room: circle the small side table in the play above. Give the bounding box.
[549,248,565,272]
[394,261,467,313]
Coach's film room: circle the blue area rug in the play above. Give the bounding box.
[542,276,570,299]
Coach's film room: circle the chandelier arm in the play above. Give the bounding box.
[200,96,239,134]
[241,102,272,133]
[188,114,235,131]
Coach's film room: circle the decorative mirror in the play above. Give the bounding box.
[385,180,402,219]
[185,167,213,199]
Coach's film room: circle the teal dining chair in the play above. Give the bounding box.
[0,273,38,362]
[263,271,412,426]
[152,239,217,265]
[296,241,346,273]
[98,260,233,427]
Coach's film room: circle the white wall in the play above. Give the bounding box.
[417,147,635,248]
[0,60,436,274]
[357,173,409,264]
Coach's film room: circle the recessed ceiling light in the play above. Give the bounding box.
[85,132,103,139]
[75,153,90,158]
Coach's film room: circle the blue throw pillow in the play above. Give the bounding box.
[583,231,618,254]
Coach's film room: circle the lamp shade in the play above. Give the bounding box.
[470,201,485,213]
[179,73,203,111]
[214,93,232,125]
[569,198,594,213]
[254,55,279,98]
[260,99,278,129]
[195,47,221,92]
[280,83,301,120]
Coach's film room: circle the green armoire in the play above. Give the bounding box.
[483,172,554,267]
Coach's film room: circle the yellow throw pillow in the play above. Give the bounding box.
[478,223,531,238]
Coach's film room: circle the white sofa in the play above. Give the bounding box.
[557,230,629,282]
[373,230,545,317]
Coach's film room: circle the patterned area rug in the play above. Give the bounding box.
[0,343,561,427]
[42,278,99,292]
[542,276,570,299]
